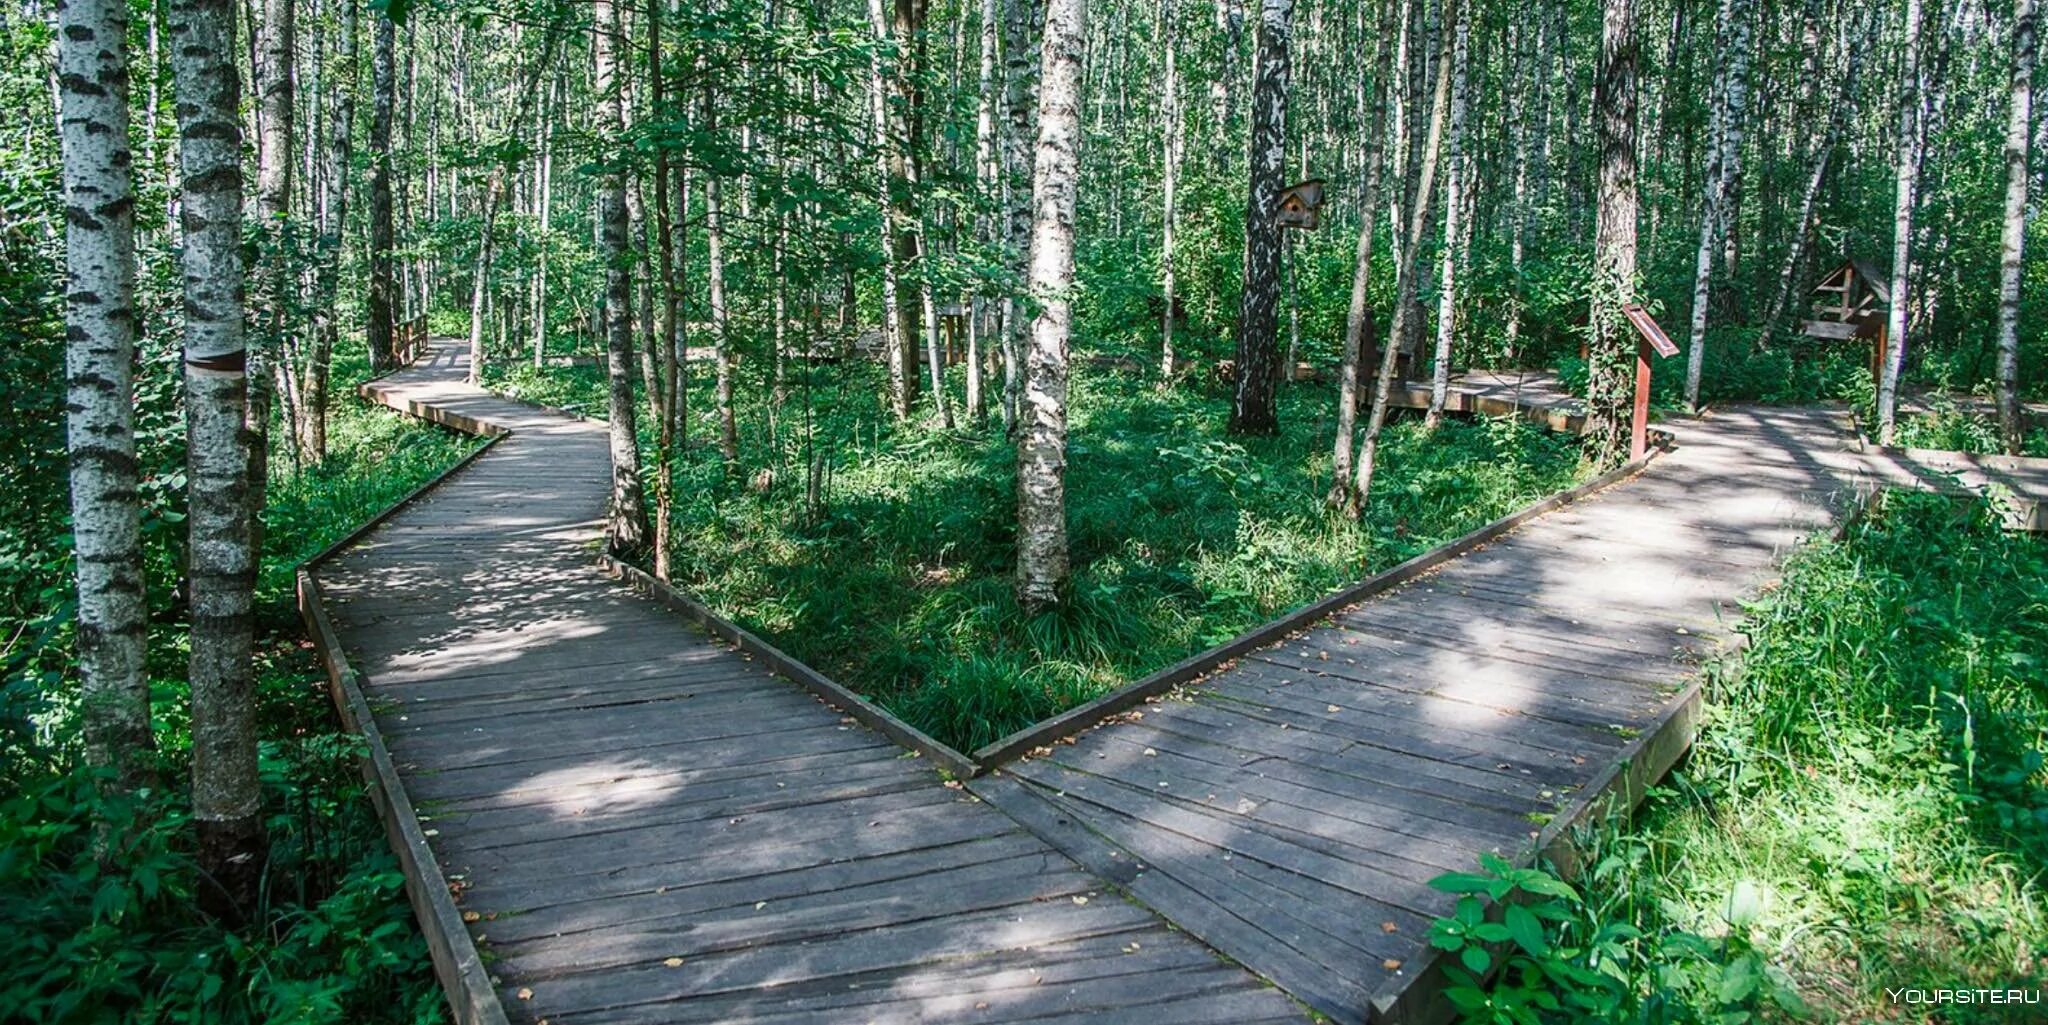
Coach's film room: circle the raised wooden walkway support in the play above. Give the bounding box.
[303,342,1305,1025]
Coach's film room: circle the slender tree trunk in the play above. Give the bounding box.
[1159,0,1182,381]
[304,0,356,463]
[969,0,999,420]
[1423,0,1468,429]
[1877,0,1925,445]
[1998,0,2037,454]
[1015,0,1084,610]
[58,0,155,802]
[1585,0,1640,465]
[169,0,265,916]
[1354,0,1450,506]
[706,171,737,463]
[1228,0,1293,436]
[867,0,916,421]
[1682,0,1749,409]
[247,0,292,550]
[650,0,678,578]
[1329,0,1394,513]
[1000,0,1041,431]
[594,0,650,550]
[366,12,396,369]
[1757,13,1867,353]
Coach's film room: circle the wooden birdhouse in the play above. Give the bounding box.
[1802,259,1891,378]
[1276,179,1326,230]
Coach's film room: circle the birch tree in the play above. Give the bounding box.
[304,0,358,462]
[1329,0,1394,513]
[1354,0,1450,507]
[1681,0,1750,410]
[1998,0,2037,454]
[1016,0,1084,610]
[366,10,397,371]
[1159,0,1183,381]
[594,0,650,550]
[1228,0,1294,436]
[169,0,266,913]
[57,0,153,799]
[1423,0,1468,429]
[1877,0,1926,446]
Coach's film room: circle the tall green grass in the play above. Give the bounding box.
[1449,492,2048,1023]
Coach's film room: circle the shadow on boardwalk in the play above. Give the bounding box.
[317,342,1923,1025]
[314,342,1303,1025]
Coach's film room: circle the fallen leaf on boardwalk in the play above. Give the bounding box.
[1072,895,1089,905]
[1383,959,1403,971]
[462,911,481,922]
[975,1002,989,1010]
[1317,651,1329,661]
[1326,705,1340,713]
[664,957,684,968]
[944,779,964,789]
[1381,921,1398,933]
[516,988,533,1001]
[755,901,768,910]
[1143,747,1157,757]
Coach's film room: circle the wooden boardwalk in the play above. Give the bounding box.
[312,341,1957,1025]
[311,342,1304,1025]
[969,405,1894,1025]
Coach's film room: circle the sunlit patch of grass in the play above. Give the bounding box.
[486,354,1591,751]
[1563,492,2048,1023]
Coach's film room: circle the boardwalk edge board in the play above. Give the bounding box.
[598,556,981,779]
[970,434,1674,771]
[295,570,513,1025]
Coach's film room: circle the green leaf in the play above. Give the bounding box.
[1459,944,1491,975]
[1504,904,1549,957]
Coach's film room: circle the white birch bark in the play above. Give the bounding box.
[1424,0,1467,429]
[1877,0,1925,446]
[1998,0,2037,453]
[594,0,650,549]
[57,0,154,794]
[1228,0,1293,436]
[1015,0,1084,610]
[169,0,265,909]
[1329,0,1394,512]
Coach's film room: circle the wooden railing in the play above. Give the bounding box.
[393,314,430,366]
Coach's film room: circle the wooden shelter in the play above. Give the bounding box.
[1802,259,1890,377]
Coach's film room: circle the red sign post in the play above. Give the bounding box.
[1621,305,1678,460]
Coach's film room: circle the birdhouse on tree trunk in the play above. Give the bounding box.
[1802,259,1891,379]
[1276,179,1326,230]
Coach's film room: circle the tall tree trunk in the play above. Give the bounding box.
[1682,0,1749,409]
[304,0,357,463]
[969,0,999,419]
[651,0,678,578]
[1998,0,2037,454]
[1000,0,1041,431]
[1159,0,1182,381]
[249,0,292,549]
[594,0,650,550]
[58,0,155,802]
[1423,0,1467,429]
[868,0,916,421]
[1228,0,1293,436]
[1584,0,1640,465]
[1353,0,1450,507]
[707,174,739,463]
[1877,0,1925,445]
[366,11,396,370]
[169,0,265,915]
[1328,0,1394,513]
[1015,0,1084,610]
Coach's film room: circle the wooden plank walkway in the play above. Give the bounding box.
[1381,369,1585,434]
[312,342,1305,1025]
[969,405,1903,1025]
